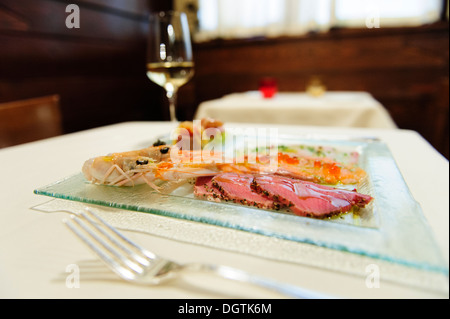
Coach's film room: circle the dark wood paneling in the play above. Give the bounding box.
[0,95,62,147]
[190,23,449,158]
[0,0,173,137]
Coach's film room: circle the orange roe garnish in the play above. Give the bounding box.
[278,153,300,165]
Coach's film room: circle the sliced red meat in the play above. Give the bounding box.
[252,175,372,218]
[194,176,223,202]
[293,179,373,207]
[194,173,372,219]
[211,173,279,210]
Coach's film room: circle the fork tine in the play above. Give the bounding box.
[84,208,157,260]
[63,214,141,280]
[64,216,136,281]
[81,209,153,267]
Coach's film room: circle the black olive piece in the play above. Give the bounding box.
[153,140,166,147]
[160,147,170,154]
[136,159,149,165]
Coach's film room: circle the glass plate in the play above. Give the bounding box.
[34,134,448,274]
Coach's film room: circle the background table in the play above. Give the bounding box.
[0,122,447,299]
[195,91,397,129]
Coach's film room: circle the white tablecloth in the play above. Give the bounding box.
[0,122,448,299]
[195,91,397,129]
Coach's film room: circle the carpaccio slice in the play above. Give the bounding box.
[194,176,223,202]
[212,173,280,210]
[252,175,372,218]
[194,174,279,209]
[194,173,372,218]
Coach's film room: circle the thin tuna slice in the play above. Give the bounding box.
[211,173,280,210]
[194,176,223,202]
[253,175,372,218]
[292,179,373,207]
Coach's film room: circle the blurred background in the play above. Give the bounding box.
[0,0,448,158]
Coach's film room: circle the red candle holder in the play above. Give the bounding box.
[259,78,278,98]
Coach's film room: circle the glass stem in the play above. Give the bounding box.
[166,89,178,122]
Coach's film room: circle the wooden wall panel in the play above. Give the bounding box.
[190,23,449,158]
[0,0,173,137]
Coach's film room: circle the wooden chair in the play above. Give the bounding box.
[0,95,63,148]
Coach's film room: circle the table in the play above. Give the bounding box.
[195,91,397,129]
[0,122,448,299]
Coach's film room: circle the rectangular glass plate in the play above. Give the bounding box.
[34,135,448,275]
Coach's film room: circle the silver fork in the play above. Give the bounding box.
[63,208,333,299]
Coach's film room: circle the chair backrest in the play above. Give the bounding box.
[0,95,62,148]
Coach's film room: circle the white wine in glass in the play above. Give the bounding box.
[147,11,194,122]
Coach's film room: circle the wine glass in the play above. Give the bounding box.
[147,11,194,122]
